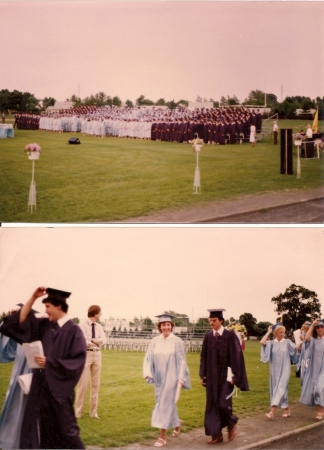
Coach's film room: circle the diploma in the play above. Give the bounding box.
[174,383,182,403]
[227,366,234,382]
[293,329,302,347]
[22,341,44,368]
[18,373,33,395]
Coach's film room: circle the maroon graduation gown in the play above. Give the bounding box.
[199,329,249,437]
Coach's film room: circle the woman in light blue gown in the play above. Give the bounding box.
[296,321,312,383]
[261,323,297,419]
[143,314,191,447]
[0,332,31,449]
[300,319,324,420]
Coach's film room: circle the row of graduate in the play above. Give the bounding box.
[34,116,254,144]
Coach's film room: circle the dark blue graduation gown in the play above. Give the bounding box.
[199,329,249,437]
[1,311,86,449]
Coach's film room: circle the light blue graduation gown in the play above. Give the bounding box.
[261,338,297,408]
[0,334,31,449]
[143,333,191,429]
[300,337,324,407]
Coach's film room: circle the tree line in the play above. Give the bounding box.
[1,88,323,120]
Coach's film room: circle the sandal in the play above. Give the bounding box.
[282,408,291,418]
[172,420,183,436]
[154,438,166,447]
[265,411,274,419]
[315,412,323,420]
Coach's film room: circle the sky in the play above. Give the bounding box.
[0,227,323,324]
[0,1,323,105]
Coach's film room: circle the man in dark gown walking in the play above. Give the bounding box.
[199,309,249,444]
[1,287,86,449]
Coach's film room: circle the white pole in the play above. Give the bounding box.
[28,160,37,212]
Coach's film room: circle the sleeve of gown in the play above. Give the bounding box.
[229,332,249,390]
[1,310,42,344]
[143,340,155,383]
[260,340,272,363]
[303,337,314,360]
[176,340,191,390]
[45,326,86,403]
[287,339,298,364]
[0,333,17,362]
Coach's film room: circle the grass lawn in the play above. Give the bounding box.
[0,119,323,223]
[0,341,303,447]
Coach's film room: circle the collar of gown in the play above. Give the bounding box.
[274,338,286,343]
[159,332,174,339]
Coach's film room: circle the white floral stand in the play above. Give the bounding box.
[193,144,202,194]
[294,140,302,179]
[27,153,39,212]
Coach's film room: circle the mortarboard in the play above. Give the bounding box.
[16,303,39,314]
[302,321,312,328]
[43,288,71,305]
[208,309,226,319]
[272,322,283,332]
[315,320,324,327]
[155,314,176,323]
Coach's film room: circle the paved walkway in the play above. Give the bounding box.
[118,401,323,449]
[118,187,324,224]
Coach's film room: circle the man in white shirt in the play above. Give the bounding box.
[75,305,106,419]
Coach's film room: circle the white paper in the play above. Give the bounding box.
[18,373,33,395]
[174,383,182,404]
[293,329,302,347]
[227,366,234,383]
[22,341,44,368]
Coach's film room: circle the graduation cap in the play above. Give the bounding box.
[208,309,226,319]
[302,321,312,328]
[43,288,71,305]
[155,314,176,323]
[315,320,324,327]
[272,322,283,332]
[16,303,39,314]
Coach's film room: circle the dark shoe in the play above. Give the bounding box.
[208,433,223,444]
[228,424,237,441]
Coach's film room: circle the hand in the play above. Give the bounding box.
[92,338,101,346]
[178,381,184,387]
[32,287,47,301]
[34,355,46,367]
[268,325,273,333]
[200,377,207,387]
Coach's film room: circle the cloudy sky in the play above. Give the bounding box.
[0,227,322,325]
[1,1,323,105]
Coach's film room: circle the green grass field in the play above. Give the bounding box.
[0,341,303,447]
[0,119,323,222]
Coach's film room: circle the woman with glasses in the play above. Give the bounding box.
[300,319,324,420]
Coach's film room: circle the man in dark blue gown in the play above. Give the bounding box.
[199,309,249,444]
[1,287,86,449]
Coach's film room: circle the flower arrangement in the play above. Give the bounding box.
[226,322,247,340]
[25,143,41,154]
[25,143,41,160]
[294,133,303,141]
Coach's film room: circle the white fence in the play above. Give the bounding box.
[104,338,203,353]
